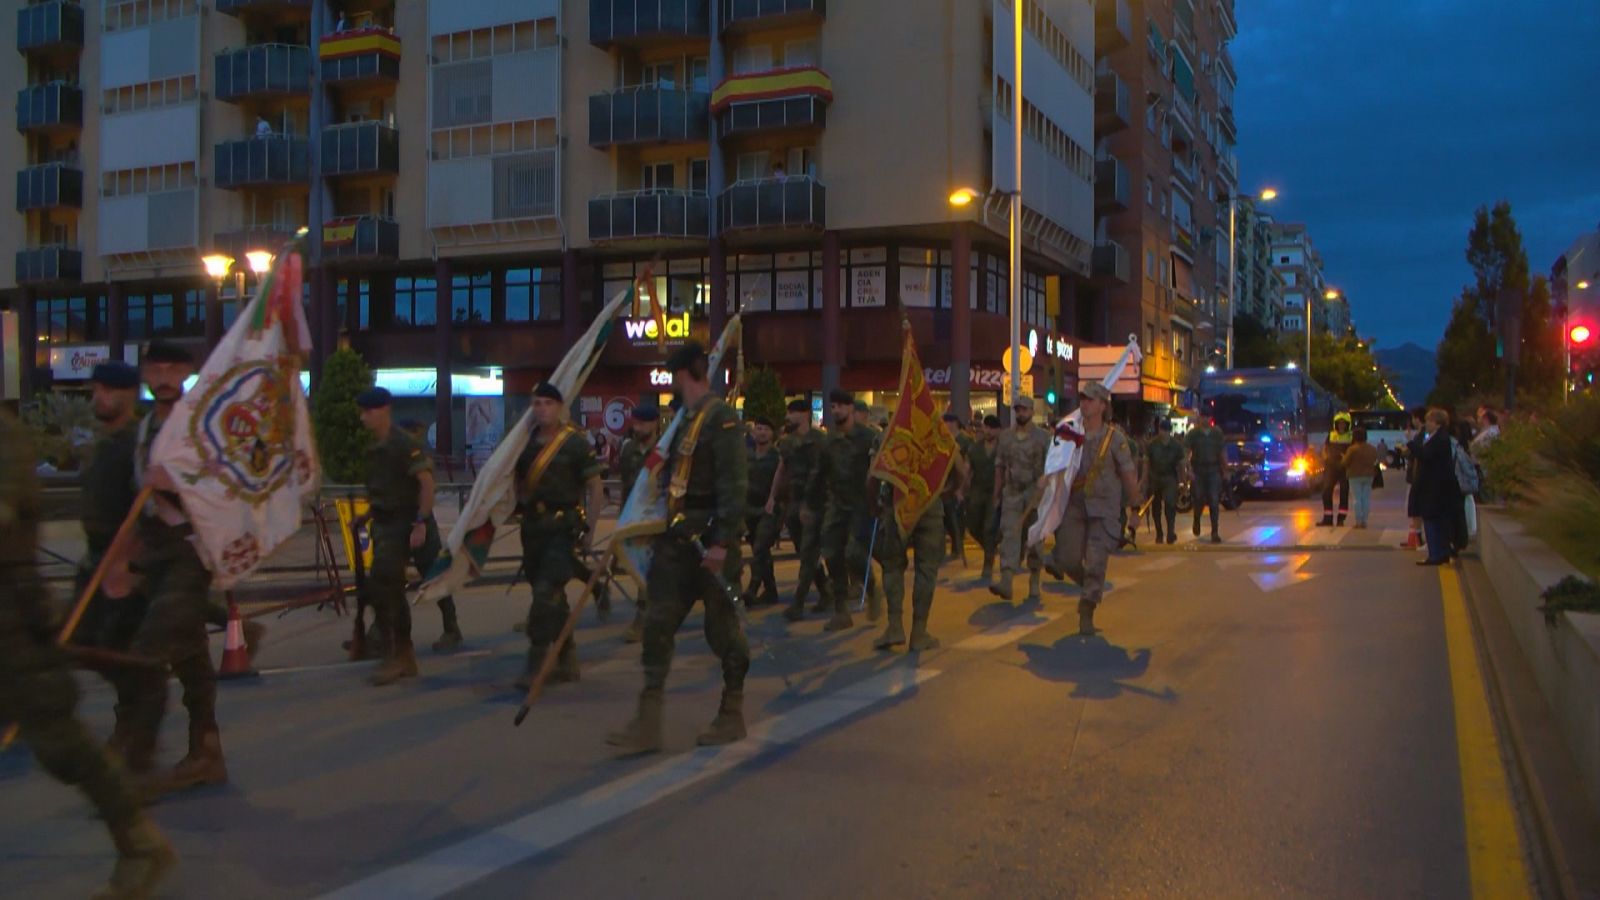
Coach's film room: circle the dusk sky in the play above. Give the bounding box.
[1231,0,1600,351]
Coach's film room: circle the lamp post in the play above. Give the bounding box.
[1224,187,1277,370]
[1309,287,1339,375]
[200,249,274,350]
[950,181,1023,416]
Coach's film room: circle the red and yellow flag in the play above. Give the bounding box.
[869,320,958,537]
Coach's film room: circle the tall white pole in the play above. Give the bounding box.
[1009,0,1023,411]
[1305,294,1312,375]
[1225,194,1237,370]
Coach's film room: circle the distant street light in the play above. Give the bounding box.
[948,187,980,208]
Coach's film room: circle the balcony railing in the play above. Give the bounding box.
[588,86,711,147]
[721,0,824,32]
[719,95,826,137]
[16,245,82,284]
[321,121,400,177]
[1094,157,1129,213]
[215,44,312,102]
[16,162,83,211]
[216,0,312,17]
[589,191,710,242]
[320,27,401,85]
[17,1,85,56]
[16,82,83,132]
[1094,0,1131,56]
[1092,241,1130,283]
[214,135,310,189]
[1094,71,1129,135]
[323,215,399,262]
[590,0,710,47]
[712,66,831,136]
[717,175,825,231]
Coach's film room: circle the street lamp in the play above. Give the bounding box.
[1224,187,1280,369]
[1307,287,1340,375]
[950,179,1024,414]
[246,250,274,276]
[200,249,273,348]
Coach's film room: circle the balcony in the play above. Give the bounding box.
[1218,103,1237,140]
[15,245,82,285]
[1094,71,1129,135]
[17,1,85,56]
[713,67,831,138]
[16,82,83,133]
[1092,241,1130,283]
[321,121,400,178]
[1094,157,1129,214]
[16,162,82,211]
[717,175,825,232]
[588,87,710,148]
[1095,0,1131,56]
[323,215,398,262]
[320,28,401,86]
[213,135,310,190]
[721,0,824,34]
[213,224,303,261]
[215,0,312,17]
[589,191,709,242]
[215,44,311,103]
[590,0,710,48]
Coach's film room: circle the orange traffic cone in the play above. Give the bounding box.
[218,596,259,679]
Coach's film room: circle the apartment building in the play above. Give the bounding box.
[1267,222,1321,334]
[1231,192,1281,332]
[1086,0,1238,415]
[2,0,1100,451]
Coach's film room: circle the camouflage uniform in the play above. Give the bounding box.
[1145,433,1186,542]
[814,421,882,627]
[778,425,831,616]
[942,433,975,561]
[1185,424,1227,539]
[74,421,145,652]
[514,426,602,681]
[617,432,649,498]
[743,444,781,604]
[992,420,1051,600]
[363,427,434,667]
[1052,421,1137,631]
[874,490,950,653]
[964,436,999,578]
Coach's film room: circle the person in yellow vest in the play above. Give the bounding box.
[1320,411,1354,526]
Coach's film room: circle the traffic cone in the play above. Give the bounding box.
[218,597,259,680]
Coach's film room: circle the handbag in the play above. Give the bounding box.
[1373,463,1385,489]
[1464,494,1478,537]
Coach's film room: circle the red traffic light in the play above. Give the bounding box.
[1572,324,1594,345]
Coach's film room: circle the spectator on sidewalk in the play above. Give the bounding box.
[1413,409,1460,566]
[1402,408,1427,549]
[1470,409,1500,456]
[1341,428,1381,529]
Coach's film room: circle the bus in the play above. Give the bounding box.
[1197,367,1343,495]
[1350,409,1410,468]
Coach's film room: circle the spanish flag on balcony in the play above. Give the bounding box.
[710,66,833,114]
[319,27,401,61]
[323,217,358,247]
[868,317,959,539]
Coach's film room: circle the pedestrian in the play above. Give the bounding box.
[816,390,883,629]
[255,115,272,137]
[1449,419,1478,553]
[743,416,781,607]
[1144,418,1185,544]
[615,405,659,643]
[396,419,462,654]
[872,445,969,652]
[1470,409,1500,456]
[941,413,973,563]
[1402,408,1427,549]
[990,397,1050,602]
[608,341,749,753]
[0,410,177,898]
[964,415,1001,582]
[1341,427,1380,529]
[1185,415,1227,543]
[1049,383,1143,636]
[777,398,833,621]
[1319,411,1353,526]
[512,382,605,690]
[1413,408,1461,566]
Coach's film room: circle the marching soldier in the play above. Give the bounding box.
[513,382,605,690]
[873,440,971,652]
[941,414,973,563]
[966,415,1001,582]
[990,397,1051,603]
[814,390,882,630]
[0,410,177,898]
[74,362,144,657]
[1145,419,1185,544]
[398,419,463,654]
[778,398,833,621]
[609,342,749,753]
[1186,415,1227,543]
[1050,383,1144,636]
[615,405,659,642]
[743,416,781,607]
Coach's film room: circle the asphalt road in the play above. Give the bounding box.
[1,486,1538,899]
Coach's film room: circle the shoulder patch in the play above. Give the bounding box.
[722,420,738,429]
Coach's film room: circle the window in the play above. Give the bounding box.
[452,272,491,324]
[1147,324,1157,353]
[394,276,437,327]
[1146,176,1155,206]
[339,278,370,331]
[1145,249,1157,281]
[783,39,817,67]
[689,57,710,91]
[642,62,676,88]
[149,293,175,336]
[736,152,769,182]
[505,267,561,323]
[732,44,774,74]
[786,147,815,178]
[641,162,674,192]
[690,158,709,194]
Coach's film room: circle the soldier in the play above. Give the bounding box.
[1050,383,1144,636]
[1145,419,1186,544]
[941,414,974,563]
[1185,416,1227,543]
[616,405,659,643]
[990,397,1051,603]
[778,398,833,621]
[814,390,883,630]
[513,382,604,690]
[852,398,876,432]
[743,416,781,607]
[965,414,1002,582]
[398,419,462,654]
[608,342,749,753]
[0,410,176,898]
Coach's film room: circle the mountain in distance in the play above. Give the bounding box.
[1373,343,1437,409]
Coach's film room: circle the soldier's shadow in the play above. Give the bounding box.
[967,595,1045,628]
[1017,636,1177,702]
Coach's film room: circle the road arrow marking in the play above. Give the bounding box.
[1249,554,1315,593]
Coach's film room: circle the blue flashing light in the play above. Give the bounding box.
[1259,433,1273,444]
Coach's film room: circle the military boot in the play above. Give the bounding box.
[989,569,1015,601]
[873,595,906,650]
[369,639,419,687]
[823,608,854,631]
[552,640,581,684]
[1077,599,1098,637]
[93,815,176,900]
[433,598,464,653]
[146,725,227,799]
[979,555,993,584]
[1025,568,1043,605]
[866,581,884,623]
[607,689,665,754]
[696,691,747,746]
[242,620,266,665]
[1336,513,1347,527]
[908,601,940,651]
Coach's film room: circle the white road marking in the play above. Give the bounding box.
[1233,526,1282,547]
[953,609,1065,651]
[1135,557,1185,572]
[1249,554,1315,593]
[1299,527,1348,547]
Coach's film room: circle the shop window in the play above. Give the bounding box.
[505,267,561,323]
[183,290,205,332]
[149,293,176,336]
[394,276,437,327]
[452,272,492,324]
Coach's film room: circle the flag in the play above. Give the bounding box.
[609,316,743,588]
[1026,335,1143,549]
[147,244,319,588]
[868,318,959,537]
[416,279,637,604]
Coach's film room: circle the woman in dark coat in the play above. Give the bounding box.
[1402,409,1427,547]
[1412,408,1461,566]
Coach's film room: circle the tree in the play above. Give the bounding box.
[1232,315,1285,369]
[741,366,786,427]
[1430,289,1499,409]
[314,346,373,484]
[1307,332,1389,409]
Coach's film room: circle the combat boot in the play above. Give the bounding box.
[242,620,266,665]
[873,595,906,650]
[989,569,1015,601]
[433,599,464,653]
[1025,568,1043,605]
[1077,599,1098,637]
[146,725,227,799]
[696,691,746,746]
[1336,513,1347,527]
[607,689,665,754]
[93,815,176,900]
[908,608,940,651]
[432,630,463,653]
[823,609,854,631]
[369,640,419,687]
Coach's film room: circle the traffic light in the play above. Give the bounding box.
[1045,388,1059,408]
[1572,324,1593,346]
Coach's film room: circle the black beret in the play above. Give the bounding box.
[1159,419,1173,432]
[664,340,708,373]
[828,389,854,406]
[983,415,1002,428]
[941,413,962,423]
[750,416,774,429]
[632,405,659,422]
[532,382,563,403]
[786,398,810,413]
[90,361,140,389]
[355,387,392,409]
[142,341,193,365]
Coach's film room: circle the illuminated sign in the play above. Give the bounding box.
[622,312,693,344]
[923,366,1006,390]
[49,344,137,380]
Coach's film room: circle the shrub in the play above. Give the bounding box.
[21,392,98,471]
[313,347,373,484]
[1538,576,1600,627]
[741,366,786,429]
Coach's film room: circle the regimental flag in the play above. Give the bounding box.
[1026,335,1143,549]
[416,279,637,604]
[147,243,319,588]
[869,319,958,538]
[609,316,743,588]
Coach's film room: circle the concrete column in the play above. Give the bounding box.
[433,258,453,456]
[950,223,973,420]
[709,236,727,343]
[16,288,35,400]
[821,230,842,398]
[107,282,127,363]
[561,249,581,345]
[203,282,223,355]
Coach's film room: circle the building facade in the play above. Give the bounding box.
[1267,221,1324,335]
[1231,192,1281,332]
[3,0,1103,453]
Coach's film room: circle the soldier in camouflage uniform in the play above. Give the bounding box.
[813,390,883,631]
[1145,419,1185,544]
[941,414,974,563]
[873,432,971,652]
[965,415,1001,581]
[74,363,144,658]
[742,416,781,607]
[615,405,659,642]
[0,410,177,898]
[991,397,1051,603]
[394,419,463,654]
[1051,383,1144,636]
[1185,417,1227,543]
[514,382,605,690]
[609,342,749,753]
[778,398,833,621]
